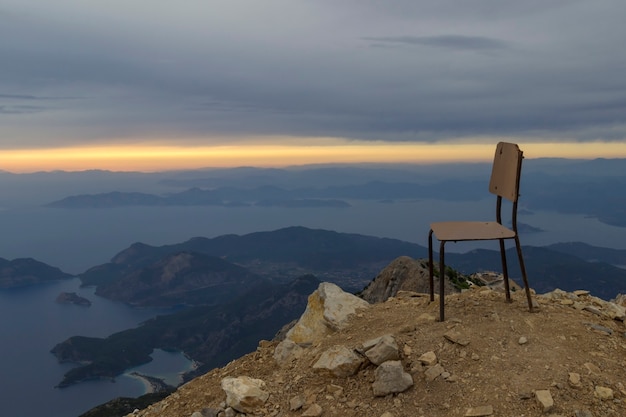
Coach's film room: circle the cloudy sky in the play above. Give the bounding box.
[1,0,626,171]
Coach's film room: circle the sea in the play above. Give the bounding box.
[0,199,624,417]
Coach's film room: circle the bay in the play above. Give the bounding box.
[0,279,185,417]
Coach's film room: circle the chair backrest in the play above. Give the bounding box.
[489,142,523,202]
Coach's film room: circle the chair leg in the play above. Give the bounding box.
[428,229,434,302]
[439,241,446,322]
[514,236,534,312]
[498,239,511,302]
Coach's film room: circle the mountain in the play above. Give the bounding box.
[80,226,425,294]
[41,159,626,227]
[546,242,626,265]
[0,257,73,288]
[94,252,264,307]
[80,227,626,304]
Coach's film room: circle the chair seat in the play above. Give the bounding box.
[430,221,516,242]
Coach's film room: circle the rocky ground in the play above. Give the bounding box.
[126,282,626,417]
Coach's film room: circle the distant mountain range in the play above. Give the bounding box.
[43,163,626,227]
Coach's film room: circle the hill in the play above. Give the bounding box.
[0,257,73,288]
[122,280,626,417]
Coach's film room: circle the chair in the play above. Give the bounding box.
[427,142,534,321]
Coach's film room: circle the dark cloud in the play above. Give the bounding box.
[362,35,510,51]
[1,0,625,146]
[0,105,47,114]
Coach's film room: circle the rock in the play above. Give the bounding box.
[568,372,582,388]
[464,405,494,416]
[326,384,344,398]
[273,339,305,363]
[56,292,92,307]
[363,335,400,365]
[360,256,459,303]
[313,345,364,377]
[534,389,554,413]
[275,282,369,363]
[518,336,528,345]
[190,410,219,417]
[289,395,305,411]
[418,351,438,366]
[220,376,269,414]
[372,361,414,396]
[424,363,445,381]
[585,323,613,335]
[302,403,323,416]
[594,386,614,400]
[584,362,601,375]
[444,331,470,346]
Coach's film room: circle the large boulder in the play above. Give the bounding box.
[274,282,369,363]
[220,376,269,414]
[360,256,458,303]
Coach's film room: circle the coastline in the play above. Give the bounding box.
[127,372,175,394]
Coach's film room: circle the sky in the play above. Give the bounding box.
[2,0,626,172]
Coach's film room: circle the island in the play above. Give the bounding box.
[56,292,92,307]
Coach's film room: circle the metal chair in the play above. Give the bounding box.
[427,142,534,321]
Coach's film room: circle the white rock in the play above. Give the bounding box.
[275,282,370,363]
[220,376,269,414]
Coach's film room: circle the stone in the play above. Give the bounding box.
[418,351,438,366]
[220,376,269,414]
[583,306,603,316]
[363,335,400,365]
[534,389,554,413]
[574,410,593,417]
[444,330,470,346]
[594,386,614,400]
[275,282,369,362]
[326,384,344,398]
[586,323,613,335]
[424,363,445,381]
[313,345,364,377]
[568,372,582,388]
[289,395,305,411]
[584,362,601,375]
[372,361,414,396]
[302,403,323,416]
[464,405,494,416]
[273,339,305,363]
[193,409,220,417]
[518,336,528,345]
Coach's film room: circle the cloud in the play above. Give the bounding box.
[362,35,510,51]
[0,0,625,148]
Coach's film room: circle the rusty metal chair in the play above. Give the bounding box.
[427,142,534,321]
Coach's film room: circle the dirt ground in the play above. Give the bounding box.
[128,287,626,417]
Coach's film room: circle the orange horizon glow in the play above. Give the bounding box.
[1,140,626,173]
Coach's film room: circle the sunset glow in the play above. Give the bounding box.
[1,139,625,173]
